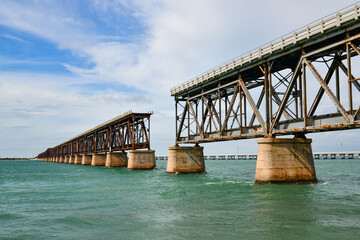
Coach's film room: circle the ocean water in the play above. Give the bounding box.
[0,159,359,240]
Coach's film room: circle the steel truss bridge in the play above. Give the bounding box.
[38,111,152,159]
[171,4,360,144]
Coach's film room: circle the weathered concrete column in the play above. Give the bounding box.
[56,156,60,162]
[59,156,65,163]
[74,155,82,164]
[91,153,106,166]
[81,154,92,165]
[255,137,317,184]
[127,150,156,170]
[167,146,205,174]
[64,156,69,163]
[69,155,74,164]
[105,152,127,168]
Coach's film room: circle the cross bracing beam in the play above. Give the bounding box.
[173,14,360,144]
[37,111,153,158]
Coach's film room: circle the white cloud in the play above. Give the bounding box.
[0,0,359,157]
[2,33,26,42]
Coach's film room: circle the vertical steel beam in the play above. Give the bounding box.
[302,61,308,127]
[175,99,178,144]
[336,64,340,103]
[239,82,243,134]
[347,43,353,114]
[264,64,270,135]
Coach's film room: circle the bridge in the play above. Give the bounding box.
[167,4,360,183]
[37,111,156,170]
[156,152,360,161]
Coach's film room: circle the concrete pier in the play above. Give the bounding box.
[127,150,156,170]
[74,155,82,164]
[255,137,317,184]
[105,152,127,168]
[69,155,74,164]
[91,153,106,166]
[81,154,92,165]
[64,156,69,163]
[167,146,205,174]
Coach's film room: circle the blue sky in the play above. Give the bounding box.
[0,0,359,157]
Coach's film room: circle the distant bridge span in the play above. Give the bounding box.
[167,4,360,183]
[37,111,156,169]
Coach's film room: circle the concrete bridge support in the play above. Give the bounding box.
[74,155,82,164]
[127,150,156,170]
[64,156,69,163]
[105,152,127,168]
[91,153,106,166]
[69,155,74,164]
[60,156,65,163]
[81,154,92,165]
[255,137,317,184]
[166,146,205,174]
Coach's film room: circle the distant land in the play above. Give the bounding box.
[0,158,33,161]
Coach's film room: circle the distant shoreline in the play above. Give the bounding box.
[0,158,33,161]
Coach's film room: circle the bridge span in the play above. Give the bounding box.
[167,4,360,184]
[156,152,360,161]
[37,111,156,170]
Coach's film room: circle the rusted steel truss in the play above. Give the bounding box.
[174,28,360,144]
[38,112,152,158]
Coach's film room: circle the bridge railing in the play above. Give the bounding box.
[171,3,360,96]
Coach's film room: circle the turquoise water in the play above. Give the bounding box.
[1,160,360,240]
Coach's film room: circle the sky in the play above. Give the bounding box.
[0,0,359,157]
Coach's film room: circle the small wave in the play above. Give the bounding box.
[205,182,218,185]
[205,180,242,185]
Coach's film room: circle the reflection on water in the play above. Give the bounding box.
[0,159,359,239]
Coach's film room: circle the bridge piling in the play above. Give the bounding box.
[81,154,92,165]
[127,150,156,170]
[255,137,317,184]
[69,155,74,164]
[105,152,127,168]
[166,146,205,174]
[74,155,81,164]
[91,153,106,166]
